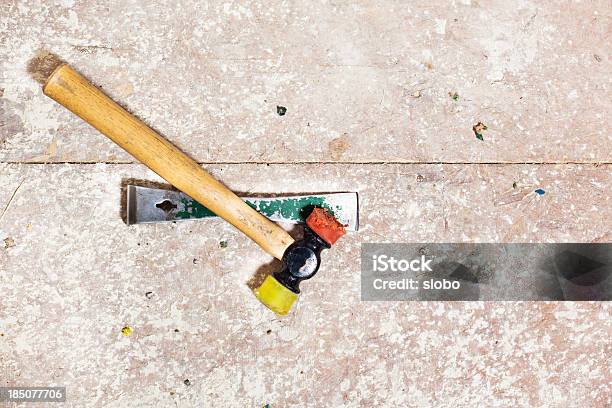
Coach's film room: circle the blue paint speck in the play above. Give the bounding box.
[534,188,545,195]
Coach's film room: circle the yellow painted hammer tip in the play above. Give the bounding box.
[254,275,298,316]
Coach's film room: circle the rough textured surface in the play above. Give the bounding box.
[1,0,611,163]
[1,0,611,407]
[1,164,611,407]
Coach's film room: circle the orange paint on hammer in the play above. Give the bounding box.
[306,208,346,245]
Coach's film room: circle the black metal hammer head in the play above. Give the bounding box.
[273,226,331,294]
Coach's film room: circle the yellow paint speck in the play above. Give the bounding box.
[121,326,133,336]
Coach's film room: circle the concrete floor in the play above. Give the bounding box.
[1,1,611,407]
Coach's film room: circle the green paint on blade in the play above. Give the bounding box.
[249,196,341,222]
[174,196,343,223]
[175,197,216,219]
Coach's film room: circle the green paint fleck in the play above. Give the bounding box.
[449,91,459,101]
[219,240,228,248]
[264,405,271,408]
[473,122,487,141]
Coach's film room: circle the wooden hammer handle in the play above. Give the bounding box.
[43,64,294,260]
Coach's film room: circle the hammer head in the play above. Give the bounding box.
[254,208,346,315]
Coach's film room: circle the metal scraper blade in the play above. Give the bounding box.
[126,185,359,231]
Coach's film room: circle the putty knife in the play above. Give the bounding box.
[126,185,359,231]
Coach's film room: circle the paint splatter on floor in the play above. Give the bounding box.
[535,188,545,195]
[329,135,349,160]
[473,122,487,141]
[448,91,459,101]
[276,106,287,116]
[121,326,133,336]
[3,237,15,248]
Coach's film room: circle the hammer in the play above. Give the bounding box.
[42,64,346,315]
